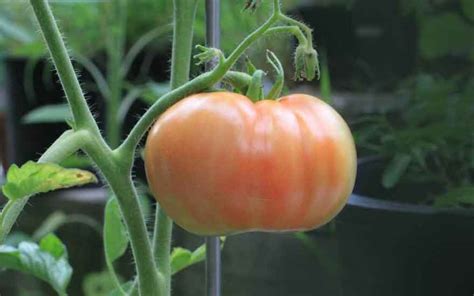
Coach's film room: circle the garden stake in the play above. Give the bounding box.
[205,0,222,296]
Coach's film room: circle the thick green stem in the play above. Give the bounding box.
[170,0,199,89]
[105,0,127,148]
[99,171,164,296]
[29,0,99,133]
[153,207,173,293]
[0,130,89,243]
[29,1,162,294]
[150,1,199,294]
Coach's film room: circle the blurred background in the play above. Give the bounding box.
[0,0,473,295]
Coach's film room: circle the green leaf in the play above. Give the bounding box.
[1,161,98,200]
[104,197,129,263]
[171,237,225,275]
[22,104,72,124]
[82,271,121,296]
[382,154,412,188]
[40,233,66,260]
[419,13,474,59]
[0,234,72,295]
[461,0,474,21]
[170,247,193,275]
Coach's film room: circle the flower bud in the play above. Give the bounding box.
[294,45,320,81]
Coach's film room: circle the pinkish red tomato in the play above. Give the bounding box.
[145,92,356,235]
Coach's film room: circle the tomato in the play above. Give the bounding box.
[145,92,357,235]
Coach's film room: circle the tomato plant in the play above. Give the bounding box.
[145,92,356,235]
[0,0,356,295]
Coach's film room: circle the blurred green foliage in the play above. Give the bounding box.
[354,0,474,206]
[0,0,303,58]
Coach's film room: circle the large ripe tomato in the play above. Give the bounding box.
[145,92,356,235]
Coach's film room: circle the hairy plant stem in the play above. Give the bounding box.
[105,0,127,148]
[28,1,162,295]
[29,0,99,133]
[170,0,199,89]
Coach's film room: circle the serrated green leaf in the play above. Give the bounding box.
[22,104,72,124]
[1,161,97,200]
[104,197,129,263]
[0,234,72,295]
[382,154,412,188]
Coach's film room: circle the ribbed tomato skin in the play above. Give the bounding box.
[145,92,356,235]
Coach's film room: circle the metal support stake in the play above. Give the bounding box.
[205,1,222,296]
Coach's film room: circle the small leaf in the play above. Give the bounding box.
[40,233,66,260]
[170,247,193,275]
[171,237,226,275]
[104,197,129,263]
[382,154,412,188]
[0,234,72,294]
[1,162,98,200]
[245,56,258,75]
[22,104,72,124]
[82,271,121,296]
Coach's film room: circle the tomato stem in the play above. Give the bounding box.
[29,0,100,134]
[105,0,128,148]
[278,14,314,47]
[28,1,163,295]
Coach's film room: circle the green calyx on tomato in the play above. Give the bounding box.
[145,92,357,236]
